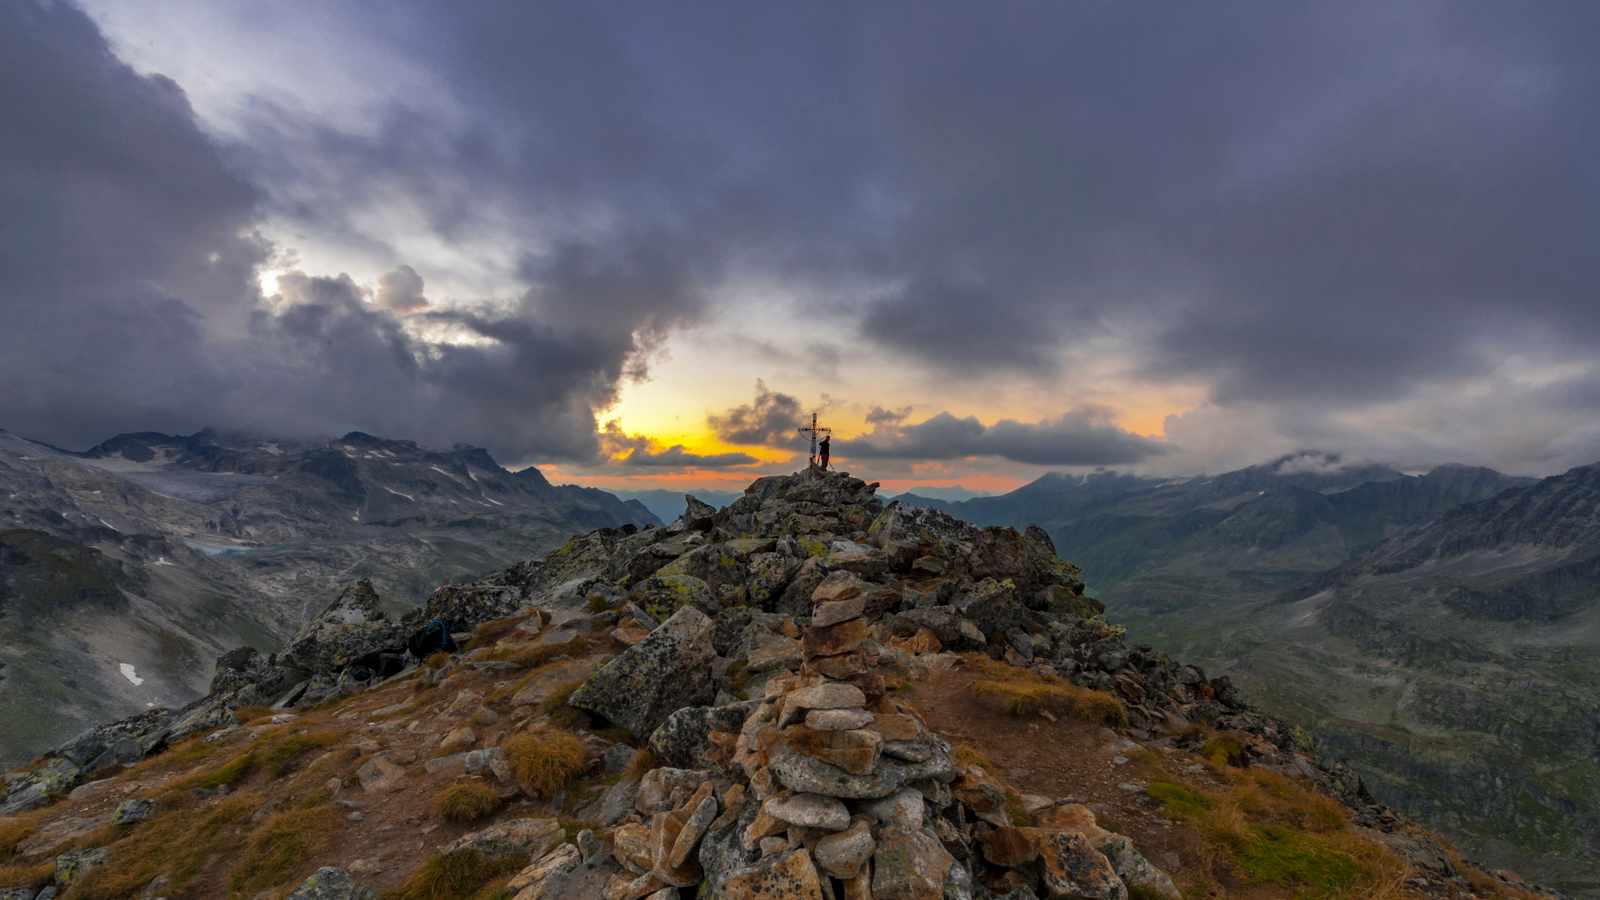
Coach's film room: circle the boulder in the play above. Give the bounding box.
[871,826,953,899]
[507,844,582,900]
[282,579,408,673]
[813,818,874,878]
[763,792,851,830]
[444,818,563,862]
[570,608,718,740]
[717,848,824,900]
[649,702,756,770]
[1038,831,1126,900]
[286,867,377,900]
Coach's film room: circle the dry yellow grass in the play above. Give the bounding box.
[0,859,53,892]
[0,812,41,860]
[470,612,536,649]
[1145,763,1411,898]
[503,728,588,799]
[435,781,502,823]
[391,849,523,900]
[65,791,262,898]
[963,655,1128,725]
[484,634,595,670]
[228,804,340,895]
[952,743,996,772]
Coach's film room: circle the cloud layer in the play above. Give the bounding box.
[844,409,1168,468]
[9,0,1600,477]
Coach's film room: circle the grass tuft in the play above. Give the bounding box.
[622,748,659,781]
[424,651,452,670]
[0,813,41,861]
[484,635,595,670]
[952,743,995,772]
[228,804,340,895]
[390,849,523,900]
[0,860,53,891]
[539,679,588,727]
[258,729,341,777]
[971,676,1128,725]
[66,791,262,898]
[470,613,534,649]
[435,781,502,823]
[503,728,588,799]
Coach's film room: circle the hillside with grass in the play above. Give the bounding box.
[0,469,1550,899]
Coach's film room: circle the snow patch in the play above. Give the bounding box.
[119,663,145,686]
[483,495,504,507]
[153,556,174,566]
[99,518,121,532]
[384,486,416,502]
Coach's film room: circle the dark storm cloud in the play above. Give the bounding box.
[843,409,1168,467]
[226,1,1600,413]
[865,406,912,427]
[15,0,1600,473]
[708,382,806,447]
[0,0,697,463]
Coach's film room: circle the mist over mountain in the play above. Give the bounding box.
[0,426,655,765]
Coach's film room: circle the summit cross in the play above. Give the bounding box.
[797,412,832,469]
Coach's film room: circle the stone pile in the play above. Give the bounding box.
[558,529,1182,900]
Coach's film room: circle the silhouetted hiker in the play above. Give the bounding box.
[818,435,831,471]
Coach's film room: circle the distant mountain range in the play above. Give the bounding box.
[0,428,656,765]
[902,451,1600,894]
[609,488,741,524]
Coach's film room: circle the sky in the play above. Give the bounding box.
[4,1,1599,494]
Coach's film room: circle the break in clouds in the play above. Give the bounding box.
[6,0,1600,474]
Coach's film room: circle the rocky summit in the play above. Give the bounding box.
[0,469,1555,899]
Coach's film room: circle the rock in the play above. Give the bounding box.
[1038,831,1127,900]
[614,821,657,874]
[1095,834,1178,900]
[859,788,925,831]
[668,789,720,869]
[356,755,407,792]
[570,607,718,740]
[746,637,804,674]
[872,826,953,899]
[981,827,1039,867]
[445,817,563,862]
[813,818,874,878]
[578,828,605,867]
[286,867,377,900]
[804,709,874,732]
[649,702,755,770]
[769,744,904,800]
[781,726,882,776]
[811,572,868,605]
[464,747,513,783]
[717,848,824,900]
[650,808,704,887]
[802,618,871,658]
[637,768,713,815]
[812,596,865,628]
[113,798,155,825]
[282,579,407,674]
[53,847,108,886]
[439,726,477,753]
[507,843,582,900]
[683,495,718,530]
[699,796,763,896]
[785,682,866,712]
[763,792,850,831]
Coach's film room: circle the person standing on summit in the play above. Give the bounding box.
[818,435,831,471]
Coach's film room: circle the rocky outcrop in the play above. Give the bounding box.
[1,466,1550,899]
